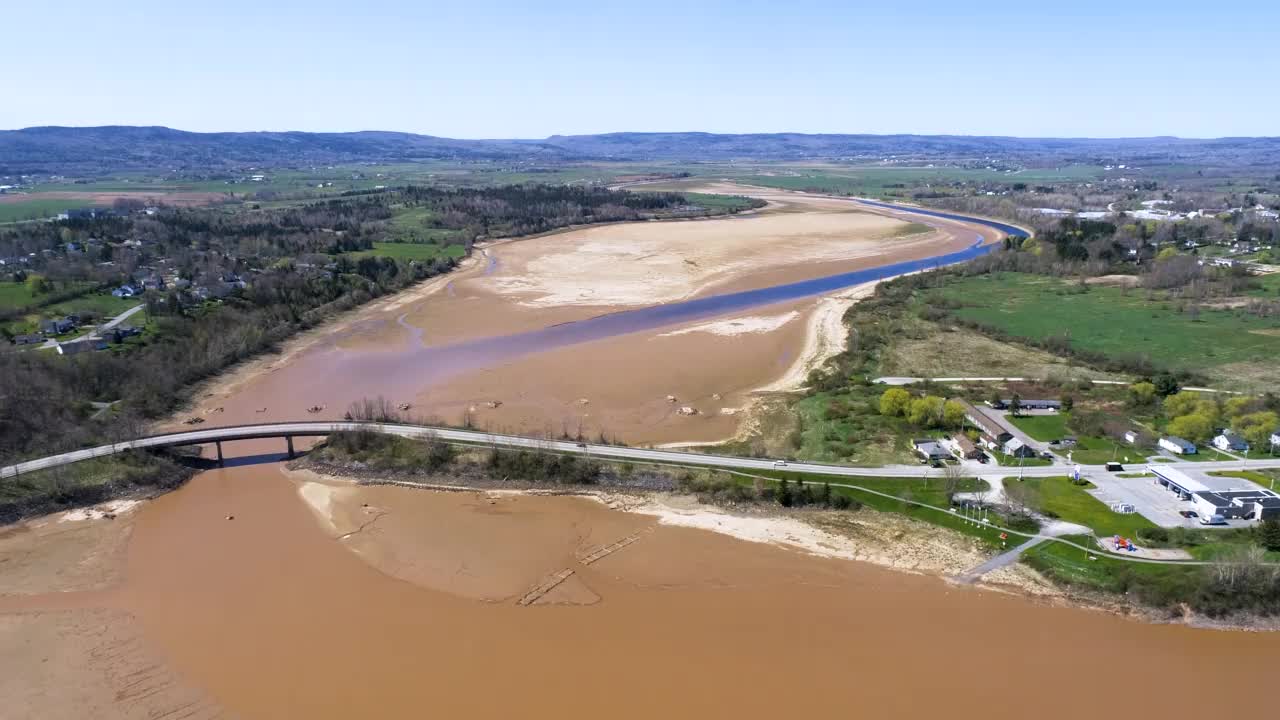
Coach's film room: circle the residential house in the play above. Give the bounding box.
[112,284,138,298]
[1159,436,1198,455]
[1002,437,1038,459]
[109,325,141,343]
[950,434,983,460]
[1271,430,1280,448]
[913,439,949,462]
[12,334,43,345]
[1212,431,1249,453]
[56,338,108,355]
[38,317,76,335]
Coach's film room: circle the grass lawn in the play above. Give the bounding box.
[1007,413,1067,441]
[0,281,39,310]
[932,272,1280,383]
[1210,470,1279,489]
[44,293,139,319]
[1012,476,1156,537]
[754,469,1012,549]
[348,242,466,262]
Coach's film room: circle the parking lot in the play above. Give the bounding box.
[1087,470,1266,529]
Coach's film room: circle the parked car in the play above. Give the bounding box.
[1179,510,1199,519]
[1105,462,1124,472]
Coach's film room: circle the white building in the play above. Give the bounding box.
[1159,436,1197,455]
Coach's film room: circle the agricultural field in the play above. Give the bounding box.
[931,272,1280,387]
[732,165,1105,199]
[0,198,100,223]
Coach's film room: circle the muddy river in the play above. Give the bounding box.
[6,185,1274,719]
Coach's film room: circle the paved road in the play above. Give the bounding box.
[874,376,1240,394]
[956,536,1048,583]
[5,420,1279,482]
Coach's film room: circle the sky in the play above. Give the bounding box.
[4,0,1278,139]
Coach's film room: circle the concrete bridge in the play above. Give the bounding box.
[3,420,1278,482]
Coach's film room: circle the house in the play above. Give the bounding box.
[109,325,141,343]
[1123,430,1139,444]
[950,434,983,460]
[56,338,108,355]
[1002,437,1038,459]
[913,439,949,462]
[1212,431,1249,453]
[987,399,1061,411]
[1271,430,1280,448]
[112,284,137,298]
[38,317,76,335]
[1159,436,1198,455]
[12,334,43,345]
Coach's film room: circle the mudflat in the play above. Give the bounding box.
[179,184,998,445]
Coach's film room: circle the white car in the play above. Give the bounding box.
[773,460,787,467]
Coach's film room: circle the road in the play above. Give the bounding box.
[5,420,1278,482]
[874,376,1240,394]
[956,536,1048,583]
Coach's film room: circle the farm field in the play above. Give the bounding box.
[0,198,101,223]
[932,272,1280,386]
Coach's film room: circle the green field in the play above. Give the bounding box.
[934,272,1280,383]
[735,165,1105,199]
[1013,476,1155,538]
[0,281,40,309]
[1005,413,1134,464]
[348,242,467,262]
[0,198,101,223]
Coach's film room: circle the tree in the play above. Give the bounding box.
[1156,246,1179,261]
[1128,382,1157,406]
[943,399,967,429]
[1153,373,1180,397]
[1008,393,1023,417]
[879,388,911,417]
[1234,411,1279,449]
[1163,391,1204,420]
[1261,519,1280,552]
[1060,394,1074,413]
[777,478,793,507]
[1167,413,1214,443]
[819,482,832,507]
[908,396,945,427]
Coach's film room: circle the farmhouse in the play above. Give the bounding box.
[1212,431,1249,453]
[1158,436,1197,455]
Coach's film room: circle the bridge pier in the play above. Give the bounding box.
[215,441,224,467]
[286,435,295,459]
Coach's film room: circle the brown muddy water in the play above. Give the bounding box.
[53,465,1280,719]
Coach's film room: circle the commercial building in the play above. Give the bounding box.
[1152,467,1280,522]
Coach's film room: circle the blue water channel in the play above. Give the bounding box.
[322,201,1030,388]
[408,202,1027,365]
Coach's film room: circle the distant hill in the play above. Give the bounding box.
[2,126,1278,174]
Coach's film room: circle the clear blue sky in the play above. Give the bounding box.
[4,0,1277,138]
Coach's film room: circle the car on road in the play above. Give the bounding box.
[773,460,787,467]
[1179,510,1198,519]
[1105,462,1124,472]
